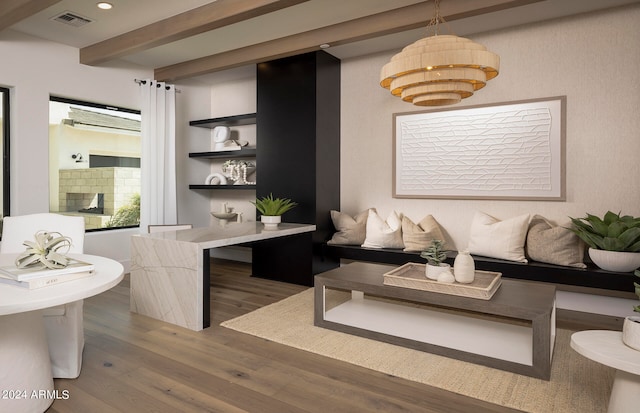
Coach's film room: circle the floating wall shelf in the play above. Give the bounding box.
[189,113,257,128]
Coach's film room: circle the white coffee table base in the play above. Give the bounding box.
[0,311,54,413]
[571,330,640,413]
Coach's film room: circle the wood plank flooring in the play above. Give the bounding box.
[47,259,523,413]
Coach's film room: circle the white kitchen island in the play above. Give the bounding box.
[130,222,315,331]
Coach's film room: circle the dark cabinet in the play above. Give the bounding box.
[252,51,341,285]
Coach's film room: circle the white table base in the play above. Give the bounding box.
[571,330,640,413]
[608,370,640,413]
[0,311,54,413]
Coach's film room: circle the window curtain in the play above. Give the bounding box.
[138,80,177,232]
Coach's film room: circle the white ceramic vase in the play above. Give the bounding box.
[261,215,281,230]
[622,316,640,351]
[588,248,640,272]
[454,250,475,284]
[426,263,451,280]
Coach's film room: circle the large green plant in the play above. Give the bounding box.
[251,193,297,216]
[568,211,640,252]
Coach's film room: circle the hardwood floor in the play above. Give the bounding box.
[47,259,523,413]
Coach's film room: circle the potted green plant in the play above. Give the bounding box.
[420,240,451,280]
[252,193,297,230]
[568,211,640,272]
[622,269,640,351]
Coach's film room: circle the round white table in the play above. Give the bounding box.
[571,330,640,413]
[0,253,124,413]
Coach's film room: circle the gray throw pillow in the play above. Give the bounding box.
[327,209,374,245]
[526,215,586,268]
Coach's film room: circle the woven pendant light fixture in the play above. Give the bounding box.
[380,0,500,106]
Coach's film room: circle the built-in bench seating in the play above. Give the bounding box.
[321,243,638,330]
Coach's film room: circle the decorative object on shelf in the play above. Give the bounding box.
[222,160,256,185]
[568,211,640,272]
[204,173,227,185]
[15,231,72,270]
[622,269,640,351]
[252,193,297,230]
[212,126,231,151]
[453,250,475,284]
[379,0,499,107]
[420,239,450,280]
[211,202,238,225]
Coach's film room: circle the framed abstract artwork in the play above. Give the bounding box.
[393,96,566,200]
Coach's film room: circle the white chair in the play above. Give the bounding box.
[0,213,86,379]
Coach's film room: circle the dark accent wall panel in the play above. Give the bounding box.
[253,51,340,284]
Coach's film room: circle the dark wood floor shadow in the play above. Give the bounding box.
[47,259,524,413]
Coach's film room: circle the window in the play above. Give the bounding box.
[49,96,141,231]
[0,87,9,221]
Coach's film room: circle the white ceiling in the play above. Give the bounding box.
[7,0,640,78]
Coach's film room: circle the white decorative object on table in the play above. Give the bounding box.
[623,316,640,351]
[261,215,281,230]
[436,268,455,283]
[426,263,450,280]
[420,239,449,280]
[454,250,476,284]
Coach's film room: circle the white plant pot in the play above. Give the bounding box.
[622,316,640,351]
[588,248,640,272]
[426,263,451,280]
[260,215,281,230]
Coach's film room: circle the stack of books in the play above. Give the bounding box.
[0,259,95,289]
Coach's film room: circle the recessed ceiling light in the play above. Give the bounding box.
[319,44,331,49]
[97,2,113,10]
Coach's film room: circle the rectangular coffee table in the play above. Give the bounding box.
[314,262,556,380]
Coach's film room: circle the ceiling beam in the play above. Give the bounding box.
[0,0,62,31]
[80,0,310,66]
[154,0,542,81]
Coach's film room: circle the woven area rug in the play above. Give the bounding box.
[221,289,615,413]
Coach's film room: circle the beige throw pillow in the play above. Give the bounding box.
[467,211,531,263]
[402,215,446,252]
[362,210,404,249]
[327,209,373,245]
[526,215,586,268]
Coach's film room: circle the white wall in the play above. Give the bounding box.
[340,4,640,250]
[0,29,152,269]
[2,4,639,272]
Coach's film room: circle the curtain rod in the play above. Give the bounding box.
[134,79,181,93]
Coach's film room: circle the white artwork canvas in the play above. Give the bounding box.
[393,97,565,200]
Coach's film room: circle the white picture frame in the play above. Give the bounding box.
[393,96,566,200]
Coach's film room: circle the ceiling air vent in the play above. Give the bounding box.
[51,11,93,28]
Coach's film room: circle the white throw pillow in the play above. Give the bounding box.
[467,211,531,263]
[362,210,404,249]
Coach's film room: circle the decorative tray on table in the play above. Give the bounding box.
[383,263,502,300]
